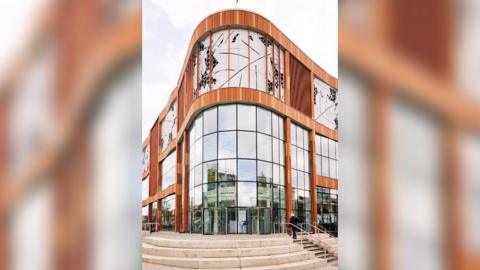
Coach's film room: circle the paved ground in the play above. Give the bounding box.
[143,262,339,270]
[145,231,292,240]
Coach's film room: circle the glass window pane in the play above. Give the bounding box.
[218,105,236,131]
[272,164,280,185]
[203,183,217,207]
[238,105,256,131]
[280,186,286,208]
[249,31,266,91]
[203,161,217,183]
[229,29,249,88]
[257,133,272,161]
[316,155,321,176]
[218,182,236,207]
[297,147,304,171]
[273,185,280,208]
[278,117,284,140]
[304,172,310,191]
[321,156,330,177]
[194,165,203,186]
[329,139,336,159]
[238,131,256,159]
[218,131,236,159]
[257,161,273,183]
[238,159,256,181]
[194,185,202,208]
[291,146,297,170]
[279,166,285,186]
[304,150,310,173]
[272,114,279,138]
[258,183,272,207]
[203,107,217,134]
[315,135,321,154]
[291,123,296,146]
[257,107,272,135]
[279,142,285,165]
[303,130,309,150]
[330,159,337,179]
[195,115,203,140]
[297,126,303,149]
[272,138,279,164]
[321,136,329,157]
[218,159,237,181]
[298,171,305,190]
[238,182,256,207]
[203,133,217,161]
[211,30,229,90]
[305,190,311,210]
[292,170,298,188]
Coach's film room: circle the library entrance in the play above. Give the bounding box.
[203,207,272,235]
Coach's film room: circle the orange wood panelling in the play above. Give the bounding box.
[284,118,293,219]
[178,77,185,127]
[149,121,159,196]
[143,184,176,206]
[316,176,339,189]
[175,142,183,232]
[309,130,319,228]
[289,55,312,117]
[182,132,190,232]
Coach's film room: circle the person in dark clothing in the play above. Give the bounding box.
[289,214,300,240]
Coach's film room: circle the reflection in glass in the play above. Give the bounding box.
[203,133,217,161]
[204,107,217,134]
[203,183,217,207]
[238,105,256,131]
[238,131,256,159]
[238,182,256,207]
[218,159,237,181]
[238,159,256,181]
[257,107,272,135]
[218,182,236,207]
[257,161,273,183]
[257,133,272,161]
[218,131,236,159]
[203,161,217,183]
[194,165,203,186]
[219,105,237,131]
[258,183,272,207]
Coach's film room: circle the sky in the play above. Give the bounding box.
[143,0,338,140]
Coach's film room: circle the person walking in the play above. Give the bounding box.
[289,213,300,240]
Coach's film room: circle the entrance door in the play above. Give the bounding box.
[213,208,226,234]
[226,208,237,234]
[258,208,271,234]
[203,208,214,234]
[238,208,250,234]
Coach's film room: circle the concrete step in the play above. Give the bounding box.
[143,258,328,270]
[143,243,304,258]
[144,236,293,249]
[142,250,315,269]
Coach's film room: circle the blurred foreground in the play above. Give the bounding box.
[339,0,480,270]
[0,0,479,270]
[0,0,141,270]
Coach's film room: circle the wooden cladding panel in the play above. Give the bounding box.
[178,77,185,127]
[290,56,312,117]
[149,121,159,196]
[316,176,338,189]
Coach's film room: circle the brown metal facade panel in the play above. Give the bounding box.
[289,55,312,117]
[149,121,159,196]
[178,77,185,127]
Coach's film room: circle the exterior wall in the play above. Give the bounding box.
[142,10,338,233]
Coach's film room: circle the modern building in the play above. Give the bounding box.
[142,9,338,235]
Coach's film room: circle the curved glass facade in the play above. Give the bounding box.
[189,104,286,234]
[192,28,285,101]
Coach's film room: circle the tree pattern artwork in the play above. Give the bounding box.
[193,29,285,101]
[161,102,177,150]
[314,78,338,130]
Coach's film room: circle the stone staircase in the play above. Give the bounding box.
[294,233,338,266]
[142,233,329,269]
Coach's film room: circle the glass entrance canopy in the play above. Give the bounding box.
[188,104,286,234]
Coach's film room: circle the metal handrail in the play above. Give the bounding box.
[300,223,336,239]
[273,222,309,246]
[142,222,160,234]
